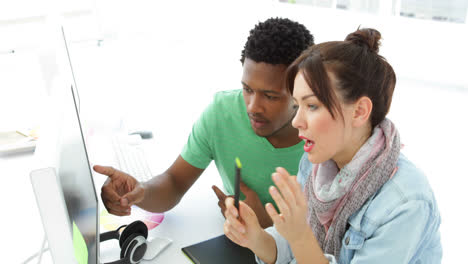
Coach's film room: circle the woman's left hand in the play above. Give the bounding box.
[266,167,312,244]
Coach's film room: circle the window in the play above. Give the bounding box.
[280,0,468,23]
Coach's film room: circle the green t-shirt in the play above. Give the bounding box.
[181,90,305,206]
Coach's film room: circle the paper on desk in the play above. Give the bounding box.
[0,129,38,154]
[73,221,88,264]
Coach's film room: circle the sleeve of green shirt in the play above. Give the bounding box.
[180,96,216,169]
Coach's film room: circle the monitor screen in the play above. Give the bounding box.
[32,26,100,264]
[57,85,99,264]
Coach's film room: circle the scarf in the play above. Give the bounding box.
[304,118,400,259]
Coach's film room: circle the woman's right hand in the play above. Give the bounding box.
[94,165,145,216]
[223,197,264,249]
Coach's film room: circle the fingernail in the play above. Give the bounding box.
[273,173,279,182]
[121,198,128,206]
[270,186,277,194]
[240,227,246,234]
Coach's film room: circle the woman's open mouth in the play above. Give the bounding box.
[299,135,315,152]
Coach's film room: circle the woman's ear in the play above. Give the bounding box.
[352,96,372,127]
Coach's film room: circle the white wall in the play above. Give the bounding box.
[91,0,468,88]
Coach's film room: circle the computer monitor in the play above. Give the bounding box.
[32,26,99,263]
[57,27,99,264]
[59,84,99,263]
[32,83,99,264]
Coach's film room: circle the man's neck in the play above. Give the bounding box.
[266,126,302,149]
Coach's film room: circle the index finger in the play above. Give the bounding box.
[290,176,307,207]
[275,167,297,193]
[212,185,227,201]
[93,165,118,178]
[275,168,304,207]
[272,170,296,207]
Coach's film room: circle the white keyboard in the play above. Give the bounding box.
[111,134,153,182]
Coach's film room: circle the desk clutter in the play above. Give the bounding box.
[0,128,38,155]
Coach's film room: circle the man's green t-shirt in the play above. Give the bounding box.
[181,90,304,206]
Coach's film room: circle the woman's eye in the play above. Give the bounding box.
[308,104,318,111]
[292,104,299,110]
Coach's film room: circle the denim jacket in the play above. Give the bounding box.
[256,153,442,264]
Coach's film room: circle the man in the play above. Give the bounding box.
[95,17,314,228]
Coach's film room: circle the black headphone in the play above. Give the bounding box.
[100,220,148,264]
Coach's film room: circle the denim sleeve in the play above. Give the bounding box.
[255,227,335,264]
[297,153,312,188]
[255,227,294,264]
[348,200,439,263]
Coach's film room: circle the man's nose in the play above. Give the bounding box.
[247,93,264,114]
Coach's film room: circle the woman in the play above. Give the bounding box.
[223,28,442,263]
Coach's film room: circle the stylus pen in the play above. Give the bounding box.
[234,157,242,213]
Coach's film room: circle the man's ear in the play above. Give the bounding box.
[352,96,372,127]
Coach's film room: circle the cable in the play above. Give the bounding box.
[21,247,49,264]
[36,235,47,264]
[21,236,49,264]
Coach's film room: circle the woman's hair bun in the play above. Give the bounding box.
[345,28,381,53]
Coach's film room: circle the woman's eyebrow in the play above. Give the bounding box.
[302,94,315,100]
[293,93,315,102]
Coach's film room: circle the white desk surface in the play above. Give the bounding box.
[99,162,226,264]
[96,136,227,264]
[2,131,226,264]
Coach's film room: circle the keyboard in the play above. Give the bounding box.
[111,134,153,182]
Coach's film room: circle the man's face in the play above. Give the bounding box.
[241,58,296,138]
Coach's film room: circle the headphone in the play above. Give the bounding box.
[99,220,148,264]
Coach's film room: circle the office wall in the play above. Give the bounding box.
[2,0,467,90]
[92,0,468,89]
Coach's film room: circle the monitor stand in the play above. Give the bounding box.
[30,167,77,263]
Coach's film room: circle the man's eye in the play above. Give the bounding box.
[265,94,279,100]
[243,87,253,93]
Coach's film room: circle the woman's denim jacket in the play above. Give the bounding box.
[256,153,442,264]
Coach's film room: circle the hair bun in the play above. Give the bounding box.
[345,28,381,53]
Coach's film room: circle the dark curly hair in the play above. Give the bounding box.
[240,17,314,65]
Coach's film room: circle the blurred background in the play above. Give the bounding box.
[1,0,467,262]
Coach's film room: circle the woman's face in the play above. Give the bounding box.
[292,72,355,167]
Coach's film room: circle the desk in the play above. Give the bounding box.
[3,131,226,264]
[86,132,226,263]
[98,162,226,264]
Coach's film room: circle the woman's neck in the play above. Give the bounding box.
[334,126,372,169]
